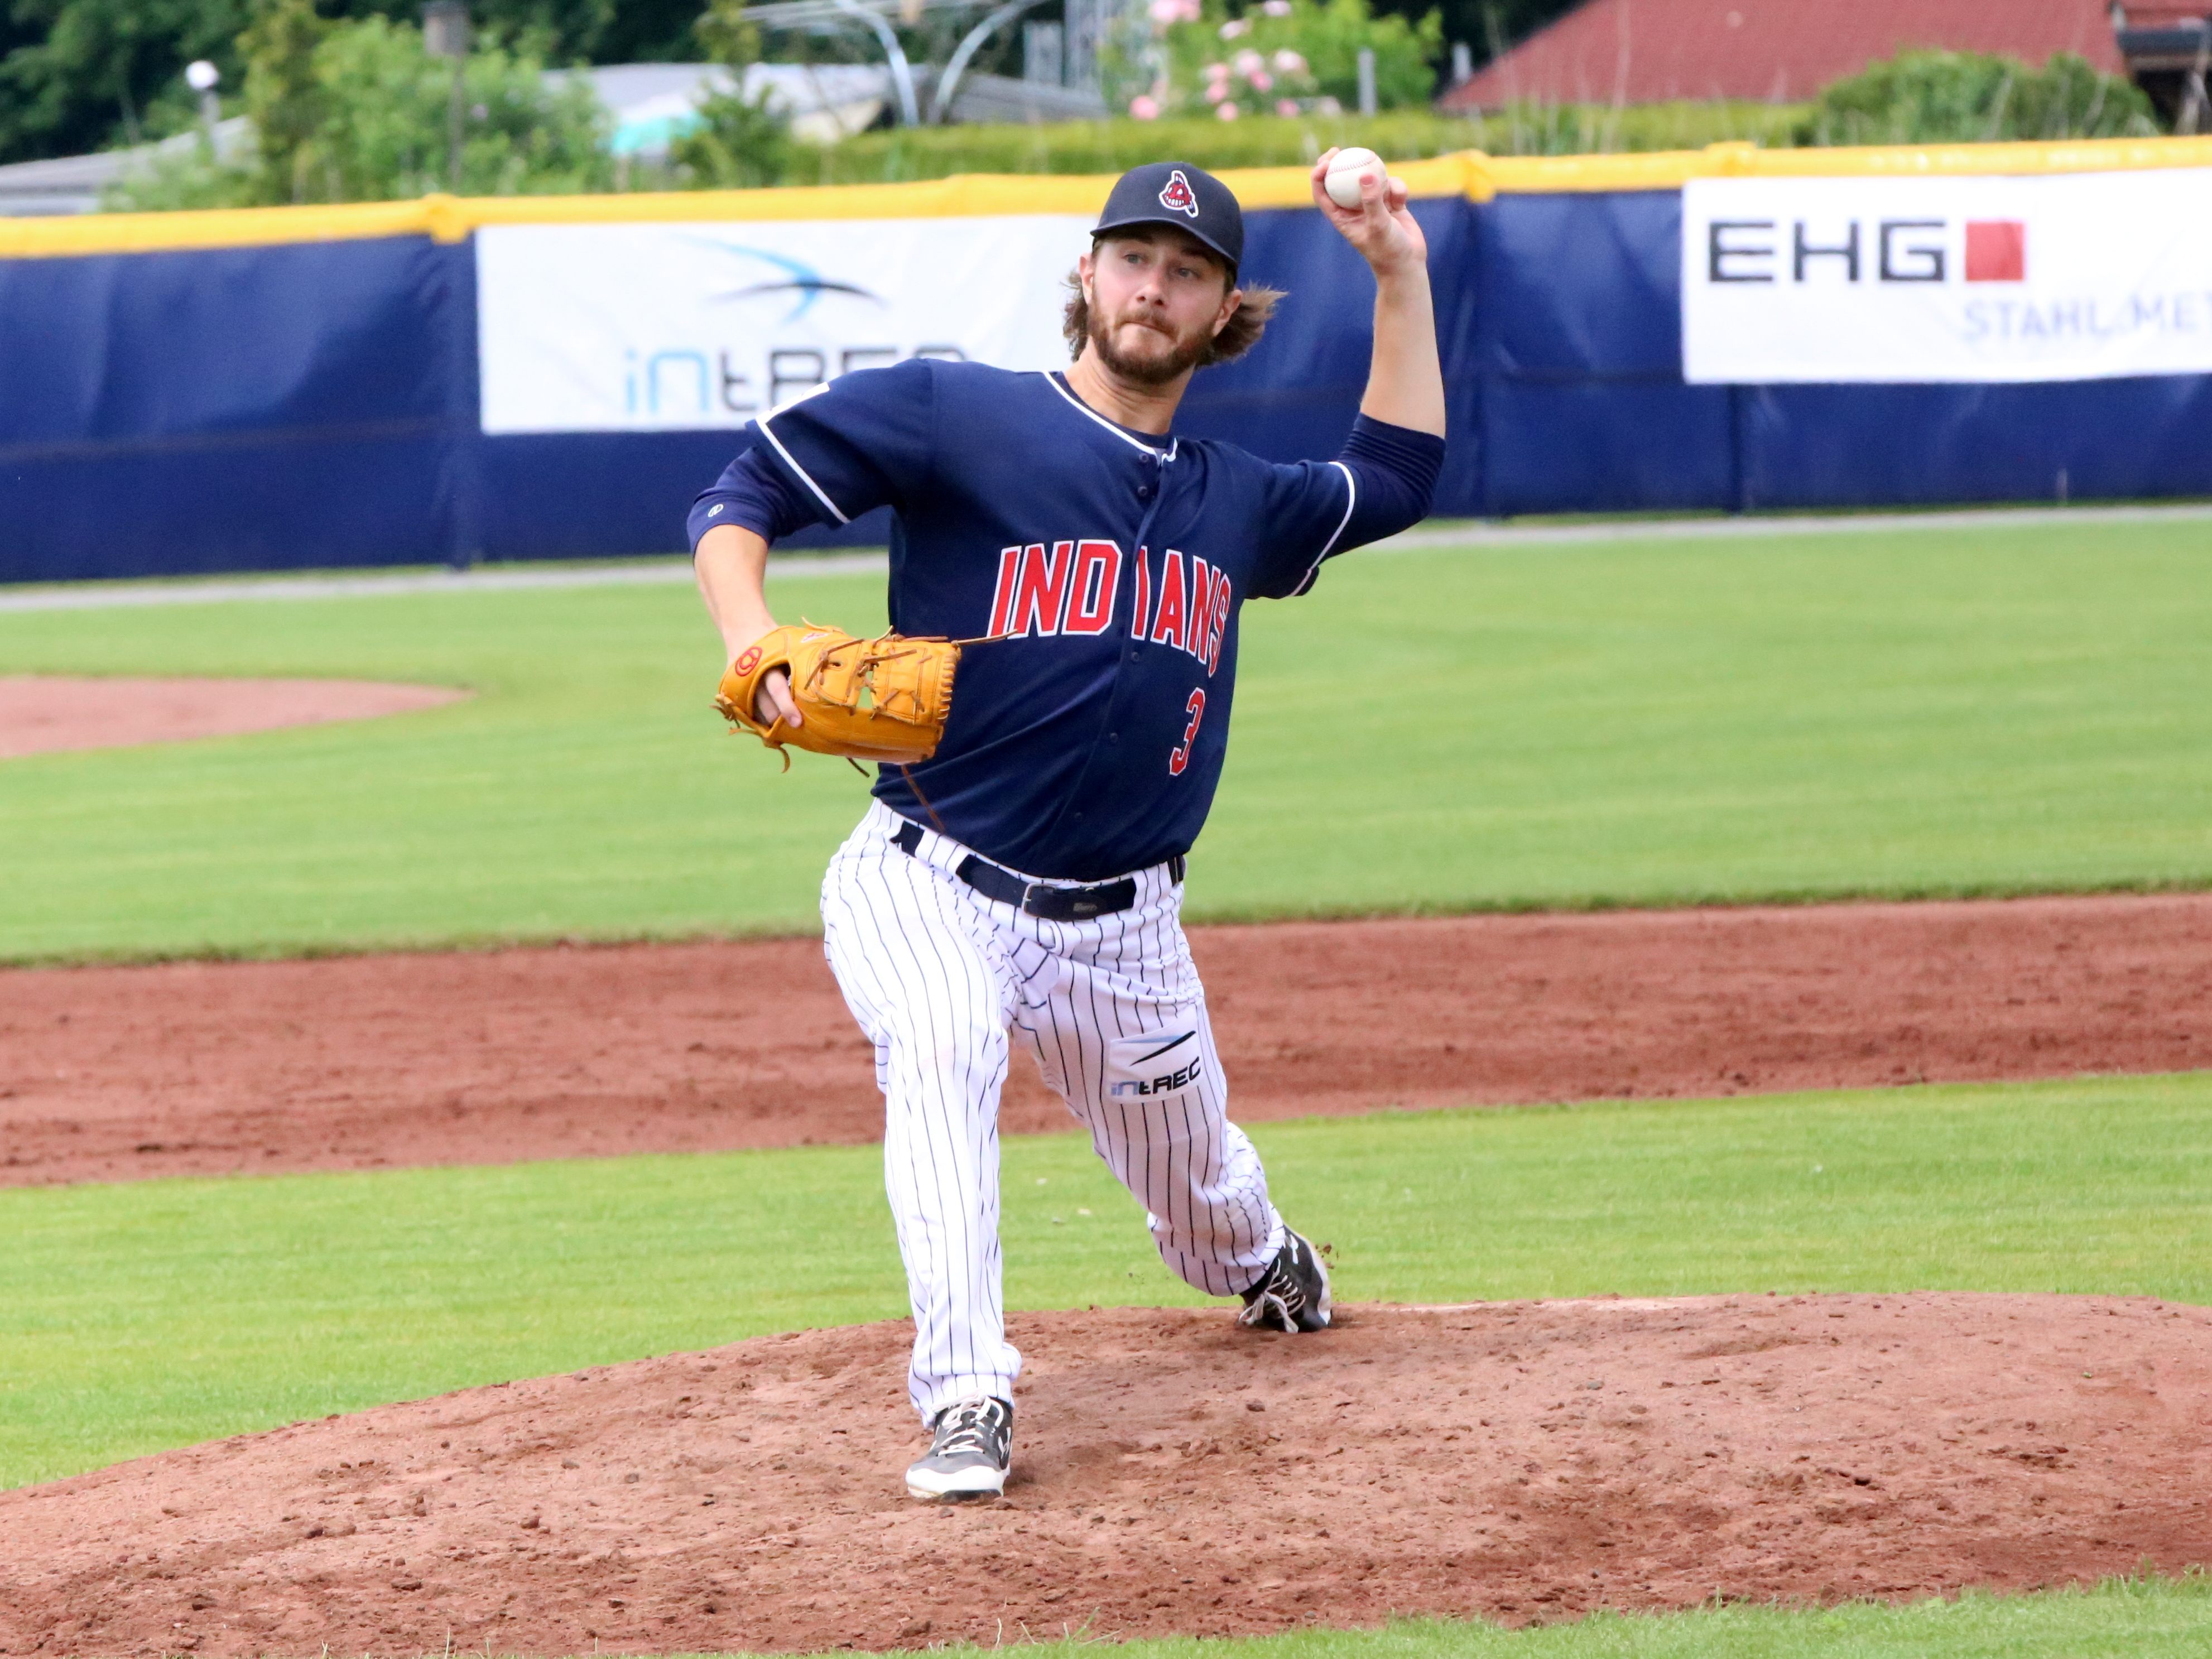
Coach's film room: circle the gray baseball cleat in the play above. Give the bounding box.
[906,1395,1013,1501]
[1238,1227,1332,1333]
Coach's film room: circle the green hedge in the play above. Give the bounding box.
[790,47,2156,187]
[1804,49,2158,145]
[789,102,1810,185]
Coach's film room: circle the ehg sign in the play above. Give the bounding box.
[1681,170,2212,383]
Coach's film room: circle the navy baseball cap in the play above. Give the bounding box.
[1093,161,1244,275]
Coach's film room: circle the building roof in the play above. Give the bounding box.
[1440,0,2129,112]
[0,118,252,217]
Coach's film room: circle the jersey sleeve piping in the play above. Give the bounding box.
[1288,461,1357,598]
[756,382,850,526]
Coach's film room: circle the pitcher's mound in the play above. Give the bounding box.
[3,1295,2208,1657]
[0,676,464,759]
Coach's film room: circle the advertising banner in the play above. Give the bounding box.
[475,215,1093,434]
[1681,169,2212,384]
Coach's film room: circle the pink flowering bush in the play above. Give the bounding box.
[1105,0,1438,121]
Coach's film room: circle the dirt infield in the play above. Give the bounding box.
[4,893,2209,1187]
[2,1293,2205,1656]
[0,676,465,759]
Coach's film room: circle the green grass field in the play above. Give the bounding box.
[8,516,2212,1653]
[4,516,2212,961]
[783,1584,2212,1658]
[6,1071,2208,1491]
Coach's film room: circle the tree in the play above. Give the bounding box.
[303,15,612,198]
[238,0,329,196]
[327,0,614,61]
[1128,0,1439,120]
[0,0,250,161]
[0,0,713,168]
[1371,0,1576,85]
[591,0,708,65]
[1292,0,1442,110]
[668,0,790,189]
[105,5,615,207]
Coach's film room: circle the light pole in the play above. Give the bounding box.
[184,59,221,152]
[424,1,470,191]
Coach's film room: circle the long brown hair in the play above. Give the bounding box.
[1061,262,1286,367]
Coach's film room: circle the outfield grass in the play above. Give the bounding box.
[3,1071,2206,1490]
[725,1584,2212,1658]
[4,517,2212,961]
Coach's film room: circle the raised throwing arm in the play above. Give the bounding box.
[1310,149,1445,439]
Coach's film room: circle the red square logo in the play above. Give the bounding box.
[1965,219,2026,282]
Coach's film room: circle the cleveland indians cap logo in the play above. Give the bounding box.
[1158,170,1200,218]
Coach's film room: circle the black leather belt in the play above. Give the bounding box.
[893,820,1182,921]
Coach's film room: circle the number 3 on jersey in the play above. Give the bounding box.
[1167,689,1206,776]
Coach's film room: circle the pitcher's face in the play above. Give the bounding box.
[1080,230,1241,386]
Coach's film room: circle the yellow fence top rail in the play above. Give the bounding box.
[5,134,2208,260]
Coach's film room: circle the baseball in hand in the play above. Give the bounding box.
[1324,147,1384,209]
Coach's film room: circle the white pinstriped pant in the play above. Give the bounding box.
[820,800,1285,1422]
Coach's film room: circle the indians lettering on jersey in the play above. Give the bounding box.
[986,541,1229,672]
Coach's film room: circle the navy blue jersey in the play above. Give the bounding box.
[690,358,1440,882]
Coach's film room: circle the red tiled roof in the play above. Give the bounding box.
[1440,0,2129,112]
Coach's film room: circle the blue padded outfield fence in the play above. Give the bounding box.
[3,140,2210,585]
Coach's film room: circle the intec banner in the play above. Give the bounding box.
[1681,169,2212,384]
[475,216,1092,434]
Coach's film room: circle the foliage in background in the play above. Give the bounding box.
[1111,0,1440,120]
[1801,49,2158,146]
[237,0,325,191]
[1438,0,1574,79]
[17,1,2171,177]
[22,1,2181,201]
[793,44,2156,185]
[0,0,706,165]
[104,0,614,208]
[0,0,249,161]
[275,12,611,198]
[799,100,1804,183]
[0,0,1566,166]
[667,0,792,189]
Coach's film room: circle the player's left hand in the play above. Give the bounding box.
[1310,147,1428,276]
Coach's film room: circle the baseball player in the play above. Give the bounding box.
[690,153,1444,1501]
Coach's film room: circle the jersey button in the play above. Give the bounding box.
[1136,483,1154,501]
[1108,731,1119,744]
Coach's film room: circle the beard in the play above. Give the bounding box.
[1089,306,1211,385]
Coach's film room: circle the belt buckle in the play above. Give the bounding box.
[1020,882,1082,921]
[1024,878,1126,922]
